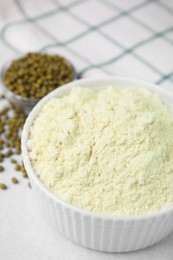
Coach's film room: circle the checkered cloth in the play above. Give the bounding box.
[0,0,173,88]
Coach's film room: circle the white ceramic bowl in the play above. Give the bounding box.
[21,77,173,252]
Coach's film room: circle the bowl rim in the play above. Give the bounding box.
[21,76,173,221]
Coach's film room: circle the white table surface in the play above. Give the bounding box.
[0,0,173,259]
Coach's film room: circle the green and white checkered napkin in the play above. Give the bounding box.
[0,0,173,89]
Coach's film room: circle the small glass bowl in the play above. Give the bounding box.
[1,54,76,114]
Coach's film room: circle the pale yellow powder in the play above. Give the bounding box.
[28,87,173,216]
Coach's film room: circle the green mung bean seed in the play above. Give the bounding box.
[0,183,7,190]
[4,52,75,99]
[11,177,18,184]
[0,166,4,172]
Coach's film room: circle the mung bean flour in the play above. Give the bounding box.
[28,87,173,215]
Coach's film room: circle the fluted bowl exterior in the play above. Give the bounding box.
[22,77,173,252]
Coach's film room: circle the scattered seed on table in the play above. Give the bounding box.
[15,147,21,155]
[5,150,13,158]
[20,165,25,172]
[0,183,7,190]
[0,141,3,150]
[11,177,18,184]
[0,165,4,172]
[15,164,21,171]
[23,172,28,178]
[0,102,27,185]
[10,159,17,164]
[0,154,3,162]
